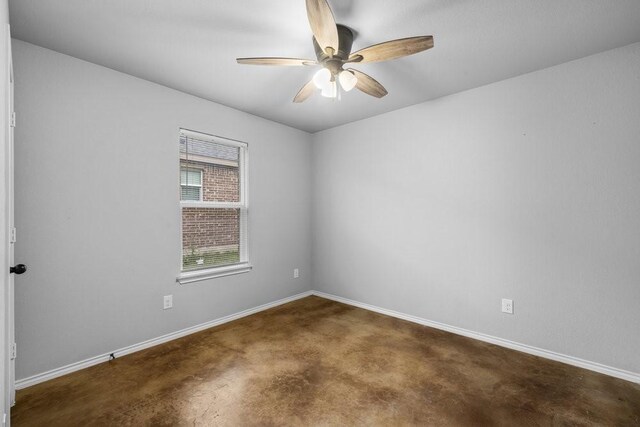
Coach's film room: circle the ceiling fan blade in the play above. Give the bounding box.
[347,68,388,98]
[305,0,339,55]
[349,36,434,63]
[293,80,317,103]
[236,57,317,66]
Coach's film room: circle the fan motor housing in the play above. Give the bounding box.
[313,24,354,64]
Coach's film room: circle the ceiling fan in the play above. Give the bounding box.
[236,0,434,103]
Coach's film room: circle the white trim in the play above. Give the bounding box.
[178,128,249,277]
[177,262,252,285]
[15,289,640,391]
[239,146,249,262]
[15,291,313,390]
[311,291,640,384]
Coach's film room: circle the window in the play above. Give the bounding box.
[180,168,202,201]
[177,129,250,284]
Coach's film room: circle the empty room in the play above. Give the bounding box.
[1,0,639,425]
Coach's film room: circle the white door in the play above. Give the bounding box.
[7,22,14,406]
[3,22,17,415]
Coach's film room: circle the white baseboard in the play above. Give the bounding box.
[15,290,313,390]
[16,289,640,390]
[311,290,640,384]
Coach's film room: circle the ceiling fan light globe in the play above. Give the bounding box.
[339,70,358,92]
[321,81,337,98]
[313,68,331,90]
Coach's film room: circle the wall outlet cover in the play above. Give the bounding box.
[163,295,173,310]
[501,298,513,314]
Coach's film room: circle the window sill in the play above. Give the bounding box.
[177,263,252,285]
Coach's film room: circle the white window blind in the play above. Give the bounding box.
[180,168,202,201]
[178,129,250,283]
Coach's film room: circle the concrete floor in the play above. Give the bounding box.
[12,296,640,426]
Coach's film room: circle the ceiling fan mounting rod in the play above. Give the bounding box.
[313,24,354,62]
[313,24,355,76]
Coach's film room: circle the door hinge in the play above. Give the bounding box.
[10,343,16,360]
[10,111,15,128]
[10,226,16,244]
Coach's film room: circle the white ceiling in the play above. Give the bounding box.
[9,1,640,133]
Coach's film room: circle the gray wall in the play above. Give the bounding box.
[312,42,640,374]
[13,37,640,381]
[13,40,312,380]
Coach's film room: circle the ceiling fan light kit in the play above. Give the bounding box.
[313,68,331,89]
[313,68,356,95]
[321,80,337,98]
[338,70,357,92]
[236,0,434,103]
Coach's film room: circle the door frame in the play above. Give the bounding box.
[1,20,14,423]
[5,21,14,408]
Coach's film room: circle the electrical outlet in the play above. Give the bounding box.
[293,268,299,279]
[163,295,173,310]
[501,298,513,314]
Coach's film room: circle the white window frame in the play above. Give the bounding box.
[180,167,203,202]
[177,129,251,284]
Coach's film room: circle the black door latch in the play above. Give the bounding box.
[10,264,26,275]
